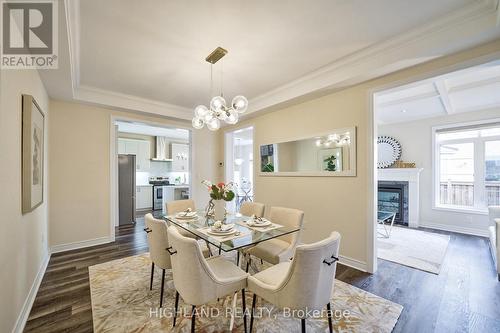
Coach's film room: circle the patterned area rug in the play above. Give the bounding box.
[378,226,450,274]
[89,253,402,332]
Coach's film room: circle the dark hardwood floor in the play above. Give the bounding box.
[24,220,500,333]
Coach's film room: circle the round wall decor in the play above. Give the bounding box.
[377,136,402,168]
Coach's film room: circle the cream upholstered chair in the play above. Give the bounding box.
[488,206,500,281]
[239,201,265,218]
[166,199,196,215]
[248,232,341,333]
[236,202,265,266]
[244,206,304,271]
[167,226,249,332]
[144,213,172,307]
[166,199,198,240]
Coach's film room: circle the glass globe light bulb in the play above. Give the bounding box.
[192,117,204,129]
[206,117,221,131]
[203,112,214,123]
[216,110,228,121]
[210,96,226,111]
[226,110,239,124]
[232,95,248,113]
[194,105,209,118]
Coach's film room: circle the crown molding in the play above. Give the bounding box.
[65,0,500,120]
[75,85,193,120]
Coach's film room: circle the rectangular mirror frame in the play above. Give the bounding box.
[259,126,357,177]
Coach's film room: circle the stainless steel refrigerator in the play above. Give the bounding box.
[118,154,136,225]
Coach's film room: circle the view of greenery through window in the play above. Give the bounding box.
[437,125,500,209]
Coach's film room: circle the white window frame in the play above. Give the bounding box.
[432,118,500,215]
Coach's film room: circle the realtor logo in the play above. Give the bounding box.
[1,0,58,69]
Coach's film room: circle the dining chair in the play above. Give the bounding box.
[239,201,265,218]
[235,202,266,266]
[144,213,172,308]
[166,199,198,240]
[144,214,210,307]
[167,226,249,333]
[166,199,196,215]
[248,231,341,333]
[244,206,304,271]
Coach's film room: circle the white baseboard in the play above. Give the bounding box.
[12,249,51,333]
[339,255,367,272]
[50,236,112,254]
[419,221,489,237]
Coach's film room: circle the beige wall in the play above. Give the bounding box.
[220,39,500,269]
[379,107,500,235]
[0,69,49,333]
[49,100,217,248]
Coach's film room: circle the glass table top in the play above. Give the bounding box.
[377,211,396,221]
[163,210,300,252]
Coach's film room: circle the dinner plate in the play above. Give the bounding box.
[247,219,272,227]
[207,228,237,236]
[175,212,197,219]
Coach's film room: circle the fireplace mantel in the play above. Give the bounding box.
[378,168,423,228]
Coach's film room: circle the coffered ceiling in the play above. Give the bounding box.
[375,60,500,124]
[39,0,500,121]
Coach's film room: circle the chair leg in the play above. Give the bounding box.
[159,269,165,307]
[260,258,263,265]
[498,273,500,281]
[242,289,247,333]
[250,294,256,333]
[191,305,196,333]
[173,291,180,327]
[237,251,240,266]
[246,257,251,273]
[149,262,155,290]
[301,318,306,333]
[326,302,333,333]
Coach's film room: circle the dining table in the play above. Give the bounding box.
[163,210,300,257]
[163,210,300,331]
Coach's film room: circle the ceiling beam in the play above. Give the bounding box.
[434,80,454,114]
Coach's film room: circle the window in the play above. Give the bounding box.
[434,121,500,211]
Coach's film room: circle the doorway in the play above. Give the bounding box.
[225,127,254,213]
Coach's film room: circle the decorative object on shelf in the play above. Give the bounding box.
[377,136,402,169]
[392,160,416,168]
[192,47,248,131]
[22,94,45,214]
[202,180,235,221]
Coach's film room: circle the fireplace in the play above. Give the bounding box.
[378,181,409,225]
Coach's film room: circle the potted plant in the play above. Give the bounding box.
[202,180,235,221]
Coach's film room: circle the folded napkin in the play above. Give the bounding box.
[246,218,271,227]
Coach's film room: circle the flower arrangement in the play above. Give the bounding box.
[201,180,235,201]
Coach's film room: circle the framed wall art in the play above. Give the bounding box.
[22,94,45,214]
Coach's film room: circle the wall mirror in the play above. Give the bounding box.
[377,136,401,168]
[259,127,356,176]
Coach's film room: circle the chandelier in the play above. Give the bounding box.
[315,133,351,147]
[192,47,248,131]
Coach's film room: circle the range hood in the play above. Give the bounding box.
[151,136,172,162]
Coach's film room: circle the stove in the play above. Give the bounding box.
[149,177,170,210]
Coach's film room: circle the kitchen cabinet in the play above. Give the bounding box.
[136,186,152,210]
[118,138,150,172]
[171,143,189,172]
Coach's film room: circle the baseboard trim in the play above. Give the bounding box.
[12,249,51,333]
[339,255,367,272]
[419,221,489,238]
[50,236,112,254]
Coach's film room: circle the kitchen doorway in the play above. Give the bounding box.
[110,117,192,233]
[225,127,254,213]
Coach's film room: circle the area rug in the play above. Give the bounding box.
[378,226,450,274]
[89,253,402,332]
